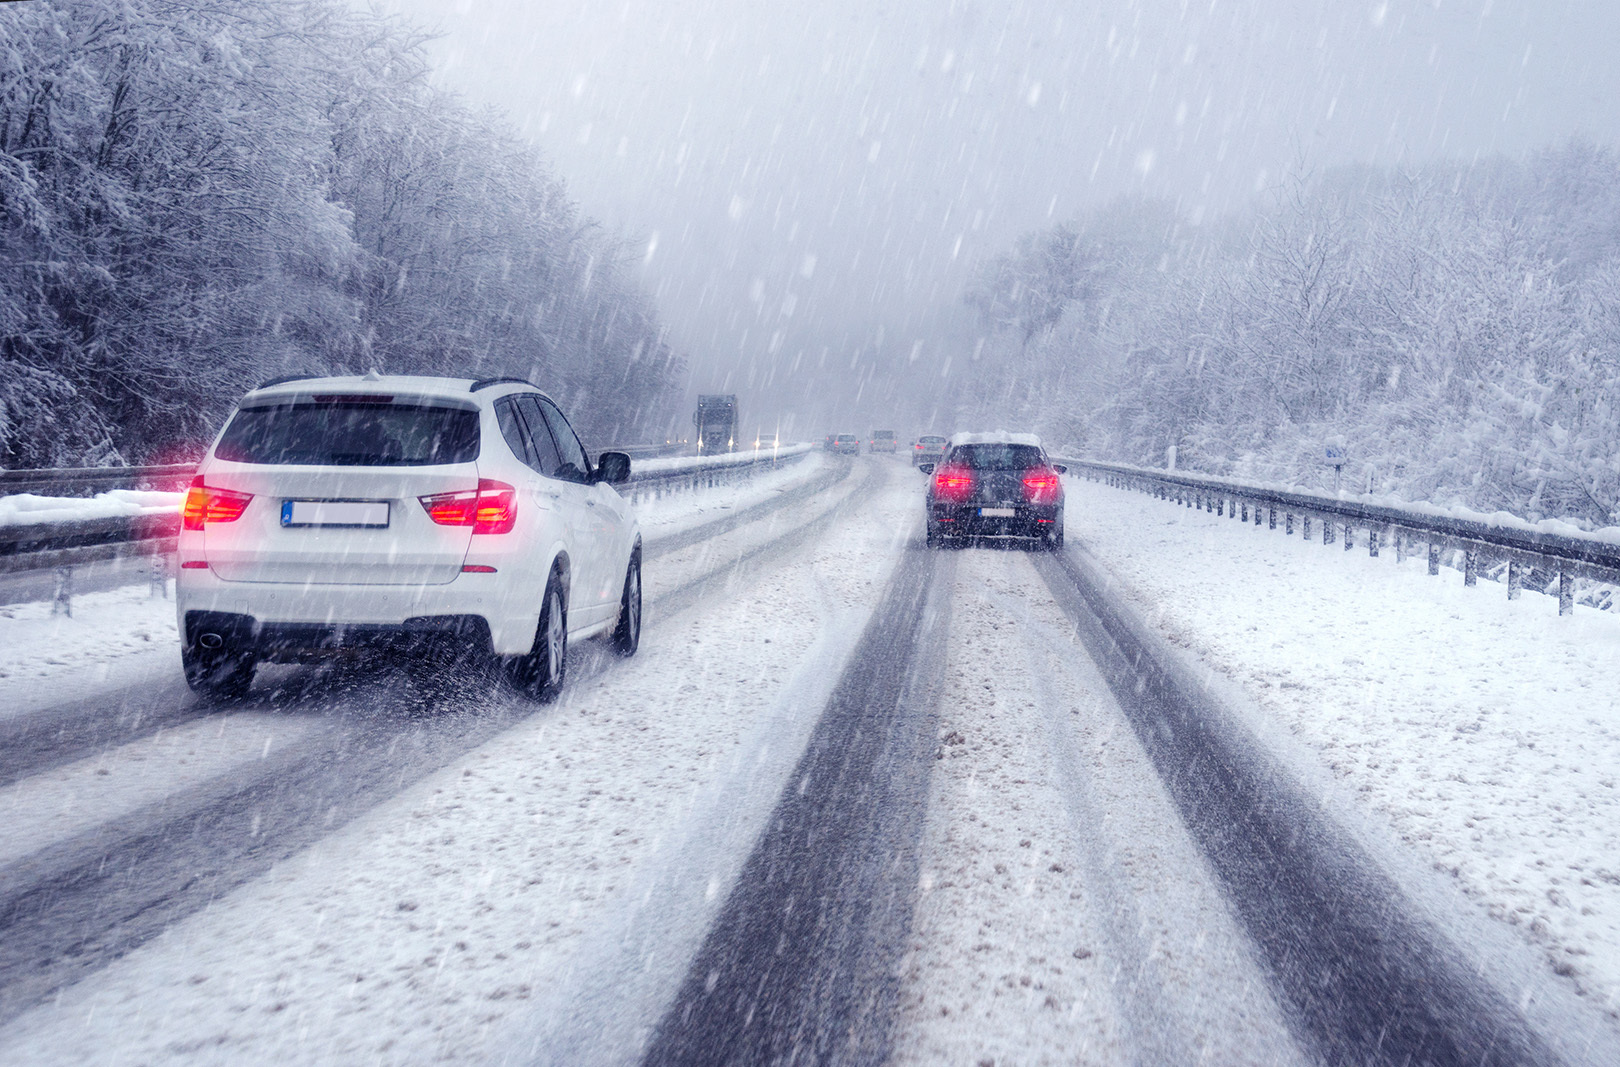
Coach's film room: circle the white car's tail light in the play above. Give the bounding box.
[419,479,518,534]
[182,478,254,530]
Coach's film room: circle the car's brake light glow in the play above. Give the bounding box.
[461,564,498,573]
[933,464,975,503]
[1023,468,1062,504]
[419,479,518,534]
[180,560,210,569]
[182,478,254,530]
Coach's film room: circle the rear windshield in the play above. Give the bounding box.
[949,443,1045,470]
[836,435,856,441]
[874,431,895,438]
[920,436,946,445]
[214,402,481,466]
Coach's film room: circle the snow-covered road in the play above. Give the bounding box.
[0,455,1616,1066]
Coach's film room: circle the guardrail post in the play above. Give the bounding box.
[1285,512,1294,535]
[1216,498,1224,517]
[1268,506,1277,530]
[1394,529,1406,564]
[1323,518,1334,545]
[1368,527,1380,558]
[52,565,73,617]
[1506,560,1522,600]
[1428,542,1441,576]
[1344,523,1355,551]
[1240,502,1249,522]
[1254,504,1263,527]
[1559,570,1574,615]
[1302,514,1311,539]
[149,553,170,599]
[1464,550,1478,586]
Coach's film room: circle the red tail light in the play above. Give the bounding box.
[419,479,517,534]
[1022,468,1062,504]
[933,464,975,503]
[182,478,253,530]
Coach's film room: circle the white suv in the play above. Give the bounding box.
[176,373,641,701]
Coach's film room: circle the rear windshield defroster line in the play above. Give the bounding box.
[213,402,481,466]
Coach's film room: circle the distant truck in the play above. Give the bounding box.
[694,394,739,454]
[870,429,898,453]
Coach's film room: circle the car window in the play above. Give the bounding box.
[949,444,1045,470]
[513,395,566,479]
[536,398,592,483]
[214,402,480,466]
[494,397,539,471]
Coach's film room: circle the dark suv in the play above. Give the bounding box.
[921,433,1066,548]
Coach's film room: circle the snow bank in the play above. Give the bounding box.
[0,490,183,528]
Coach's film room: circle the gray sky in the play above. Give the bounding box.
[379,0,1620,436]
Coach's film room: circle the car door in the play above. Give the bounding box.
[533,396,625,626]
[513,395,604,628]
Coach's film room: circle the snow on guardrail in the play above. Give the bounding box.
[1059,457,1620,616]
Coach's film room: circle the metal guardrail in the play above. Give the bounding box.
[0,463,197,496]
[1059,458,1620,616]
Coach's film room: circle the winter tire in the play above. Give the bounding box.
[513,569,567,702]
[181,645,256,702]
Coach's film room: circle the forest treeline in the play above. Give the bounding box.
[0,0,683,469]
[962,144,1620,528]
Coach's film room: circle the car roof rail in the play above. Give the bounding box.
[469,376,537,393]
[254,374,319,390]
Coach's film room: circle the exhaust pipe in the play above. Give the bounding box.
[198,632,225,650]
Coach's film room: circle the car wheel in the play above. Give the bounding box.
[610,551,641,657]
[513,569,567,702]
[1044,524,1065,550]
[182,644,255,702]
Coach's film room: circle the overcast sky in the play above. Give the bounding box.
[379,0,1620,435]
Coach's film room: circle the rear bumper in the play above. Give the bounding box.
[184,609,492,662]
[176,568,540,656]
[929,502,1062,538]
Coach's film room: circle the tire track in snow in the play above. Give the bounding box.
[641,541,953,1067]
[1031,546,1561,1067]
[890,547,1304,1067]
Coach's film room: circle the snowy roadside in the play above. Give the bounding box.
[890,550,1303,1067]
[0,460,917,1066]
[0,455,831,723]
[631,449,826,543]
[0,588,181,723]
[1065,476,1620,1019]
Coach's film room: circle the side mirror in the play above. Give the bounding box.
[596,451,631,485]
[917,463,935,475]
[1052,464,1067,475]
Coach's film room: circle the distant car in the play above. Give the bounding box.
[912,434,947,466]
[176,373,642,702]
[832,433,860,455]
[921,432,1066,549]
[870,429,898,453]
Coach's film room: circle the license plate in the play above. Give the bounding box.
[979,507,1016,517]
[281,500,390,528]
